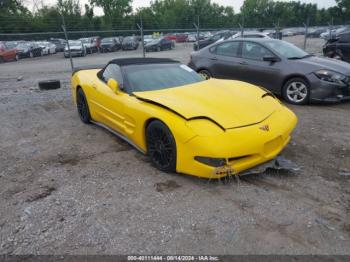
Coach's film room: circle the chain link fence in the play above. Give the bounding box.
[1,15,349,69]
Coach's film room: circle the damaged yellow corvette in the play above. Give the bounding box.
[71,58,297,179]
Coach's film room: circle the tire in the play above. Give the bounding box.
[146,120,177,173]
[157,46,161,52]
[15,54,19,61]
[0,56,4,63]
[29,52,34,58]
[76,88,91,124]
[40,50,43,56]
[38,80,61,90]
[198,69,211,80]
[282,78,310,105]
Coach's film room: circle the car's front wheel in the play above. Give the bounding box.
[198,69,211,80]
[76,88,91,124]
[146,120,176,173]
[283,78,310,105]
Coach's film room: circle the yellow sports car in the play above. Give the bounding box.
[71,58,297,179]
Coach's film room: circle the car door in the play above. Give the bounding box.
[239,41,282,91]
[208,41,242,79]
[90,64,127,135]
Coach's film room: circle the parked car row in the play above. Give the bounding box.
[0,39,64,63]
[0,41,45,62]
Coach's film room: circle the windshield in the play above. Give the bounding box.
[264,40,309,59]
[17,43,30,49]
[5,42,16,49]
[102,38,114,43]
[124,64,204,92]
[148,39,161,45]
[123,37,134,42]
[68,41,81,46]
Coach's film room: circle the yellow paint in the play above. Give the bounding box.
[72,69,297,179]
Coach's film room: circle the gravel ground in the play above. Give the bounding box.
[0,36,349,255]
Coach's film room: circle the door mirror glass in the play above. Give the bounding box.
[107,78,119,94]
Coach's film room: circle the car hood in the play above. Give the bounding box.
[292,56,350,75]
[133,79,282,129]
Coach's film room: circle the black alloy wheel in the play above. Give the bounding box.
[146,120,176,172]
[76,88,91,124]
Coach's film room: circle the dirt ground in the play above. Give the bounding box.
[0,36,349,255]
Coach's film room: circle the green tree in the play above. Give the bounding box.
[89,0,132,28]
[335,0,350,23]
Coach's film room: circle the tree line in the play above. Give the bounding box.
[0,0,349,34]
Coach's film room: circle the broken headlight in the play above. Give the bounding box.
[314,70,347,85]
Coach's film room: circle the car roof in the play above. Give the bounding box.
[108,58,179,66]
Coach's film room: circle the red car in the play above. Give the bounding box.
[176,34,188,43]
[0,42,18,62]
[163,34,177,41]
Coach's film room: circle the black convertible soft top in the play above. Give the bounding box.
[72,58,179,75]
[108,58,179,66]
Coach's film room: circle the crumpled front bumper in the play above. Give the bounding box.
[308,73,350,103]
[175,106,297,179]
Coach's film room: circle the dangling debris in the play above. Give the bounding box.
[239,156,301,176]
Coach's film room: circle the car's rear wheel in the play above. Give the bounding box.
[283,78,310,105]
[198,69,211,80]
[146,120,176,173]
[76,88,91,124]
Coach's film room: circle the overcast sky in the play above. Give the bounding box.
[33,0,337,14]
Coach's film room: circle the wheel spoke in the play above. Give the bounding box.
[300,92,307,98]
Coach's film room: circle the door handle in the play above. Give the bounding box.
[92,83,97,89]
[210,57,218,61]
[239,61,248,65]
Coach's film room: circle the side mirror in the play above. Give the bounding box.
[263,56,280,63]
[107,78,120,94]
